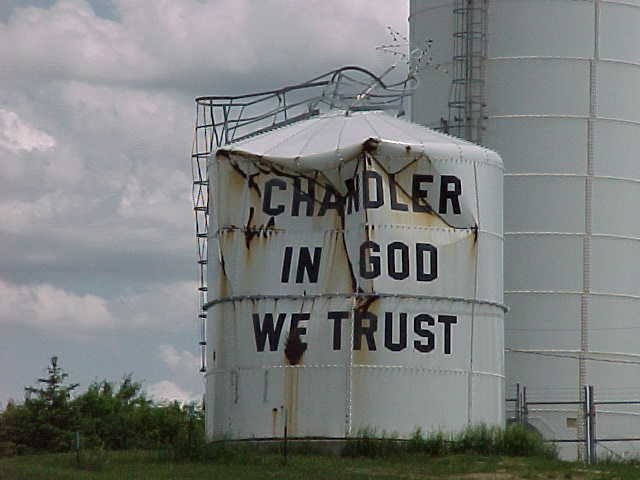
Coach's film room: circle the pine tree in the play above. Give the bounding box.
[22,356,79,451]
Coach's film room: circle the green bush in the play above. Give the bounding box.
[500,424,554,457]
[0,360,207,455]
[452,424,502,455]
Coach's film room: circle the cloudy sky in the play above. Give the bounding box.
[0,0,408,406]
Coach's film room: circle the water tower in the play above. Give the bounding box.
[191,67,505,440]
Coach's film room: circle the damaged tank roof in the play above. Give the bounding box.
[216,110,502,170]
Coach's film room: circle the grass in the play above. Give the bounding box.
[4,450,640,480]
[2,426,640,480]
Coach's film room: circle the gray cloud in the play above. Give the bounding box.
[0,0,408,405]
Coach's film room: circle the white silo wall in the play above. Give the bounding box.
[204,111,504,440]
[411,0,640,459]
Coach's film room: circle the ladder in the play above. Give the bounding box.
[448,0,488,144]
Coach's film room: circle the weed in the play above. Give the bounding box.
[407,428,448,456]
[342,427,403,458]
[342,424,556,459]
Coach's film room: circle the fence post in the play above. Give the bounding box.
[283,407,288,466]
[588,385,596,463]
[583,385,591,464]
[515,383,521,424]
[522,386,528,426]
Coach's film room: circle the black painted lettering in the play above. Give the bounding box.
[438,315,457,354]
[345,175,360,214]
[263,178,286,216]
[281,246,293,283]
[387,241,409,280]
[363,170,383,209]
[253,313,287,352]
[292,177,315,216]
[354,311,377,351]
[384,312,407,351]
[439,175,462,214]
[328,311,349,350]
[290,313,309,348]
[318,187,342,216]
[413,313,435,353]
[359,241,380,279]
[389,173,408,211]
[416,243,438,282]
[295,247,322,283]
[412,174,433,213]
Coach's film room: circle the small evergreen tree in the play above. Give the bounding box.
[22,356,79,451]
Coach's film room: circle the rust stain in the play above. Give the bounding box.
[363,137,380,153]
[244,206,257,248]
[271,407,278,437]
[244,214,277,250]
[220,255,227,277]
[337,187,358,292]
[228,158,261,198]
[355,294,379,313]
[284,367,299,436]
[247,172,262,197]
[284,329,307,366]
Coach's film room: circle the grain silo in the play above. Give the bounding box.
[410,0,640,459]
[191,70,504,440]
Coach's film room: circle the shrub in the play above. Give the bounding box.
[453,424,502,455]
[500,424,555,458]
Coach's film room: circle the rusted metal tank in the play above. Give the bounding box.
[204,110,504,439]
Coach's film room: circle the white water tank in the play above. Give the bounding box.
[204,110,504,439]
[411,0,640,458]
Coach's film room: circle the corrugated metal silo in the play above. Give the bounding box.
[411,0,640,458]
[204,110,504,440]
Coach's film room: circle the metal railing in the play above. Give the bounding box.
[507,383,640,463]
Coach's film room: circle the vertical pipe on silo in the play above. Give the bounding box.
[345,296,355,437]
[579,0,600,456]
[467,155,482,425]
